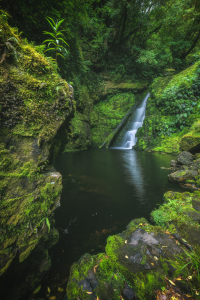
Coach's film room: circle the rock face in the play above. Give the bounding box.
[180,121,200,152]
[66,190,200,300]
[168,170,196,183]
[168,151,200,187]
[177,151,193,165]
[0,19,74,299]
[122,284,136,300]
[134,61,200,154]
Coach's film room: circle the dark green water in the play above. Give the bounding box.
[38,149,184,299]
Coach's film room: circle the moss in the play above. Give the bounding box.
[67,191,200,299]
[0,18,73,277]
[91,92,136,147]
[151,191,200,231]
[101,81,148,98]
[64,111,91,152]
[135,60,200,154]
[180,121,200,151]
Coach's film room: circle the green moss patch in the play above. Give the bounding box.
[135,60,200,154]
[67,191,200,299]
[91,92,136,147]
[0,18,73,276]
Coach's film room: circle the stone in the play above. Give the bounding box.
[168,170,194,183]
[191,158,200,170]
[177,151,193,165]
[122,284,136,300]
[78,279,92,293]
[170,160,177,168]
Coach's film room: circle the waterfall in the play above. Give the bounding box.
[114,93,150,150]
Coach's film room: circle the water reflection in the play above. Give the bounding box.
[122,150,145,200]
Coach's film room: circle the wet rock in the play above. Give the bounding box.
[130,253,143,263]
[144,263,151,270]
[168,170,193,183]
[173,233,193,251]
[87,270,98,289]
[149,245,162,257]
[170,160,177,168]
[192,199,200,211]
[177,151,193,165]
[191,158,200,170]
[78,279,92,293]
[186,211,200,223]
[122,284,136,300]
[129,228,159,246]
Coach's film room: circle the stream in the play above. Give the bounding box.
[36,148,186,300]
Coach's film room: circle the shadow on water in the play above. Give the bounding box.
[33,149,186,299]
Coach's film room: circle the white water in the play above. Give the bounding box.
[113,92,150,150]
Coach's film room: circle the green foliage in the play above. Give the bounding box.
[39,217,50,232]
[43,17,69,63]
[182,250,200,282]
[91,92,136,147]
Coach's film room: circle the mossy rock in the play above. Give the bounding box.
[180,121,200,152]
[67,213,200,299]
[99,81,148,100]
[64,111,91,152]
[135,60,200,154]
[0,16,74,298]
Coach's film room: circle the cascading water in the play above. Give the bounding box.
[115,93,150,149]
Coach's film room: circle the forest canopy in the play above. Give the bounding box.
[1,0,200,86]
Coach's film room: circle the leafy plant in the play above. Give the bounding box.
[181,250,200,282]
[43,17,69,63]
[39,217,50,232]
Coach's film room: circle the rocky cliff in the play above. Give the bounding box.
[135,61,200,154]
[0,17,74,299]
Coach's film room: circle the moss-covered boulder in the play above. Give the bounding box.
[180,121,200,152]
[67,197,200,300]
[64,85,93,152]
[167,152,200,189]
[135,59,200,154]
[168,170,197,183]
[64,111,91,151]
[177,151,193,165]
[0,15,74,298]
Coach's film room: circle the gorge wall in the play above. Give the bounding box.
[0,18,74,299]
[135,60,200,154]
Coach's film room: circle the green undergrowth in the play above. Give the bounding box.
[151,191,200,228]
[0,16,73,276]
[91,92,136,147]
[67,192,200,300]
[135,59,200,153]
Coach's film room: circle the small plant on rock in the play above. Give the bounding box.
[43,17,69,63]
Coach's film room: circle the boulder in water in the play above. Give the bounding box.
[177,151,193,165]
[168,170,197,183]
[170,160,178,168]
